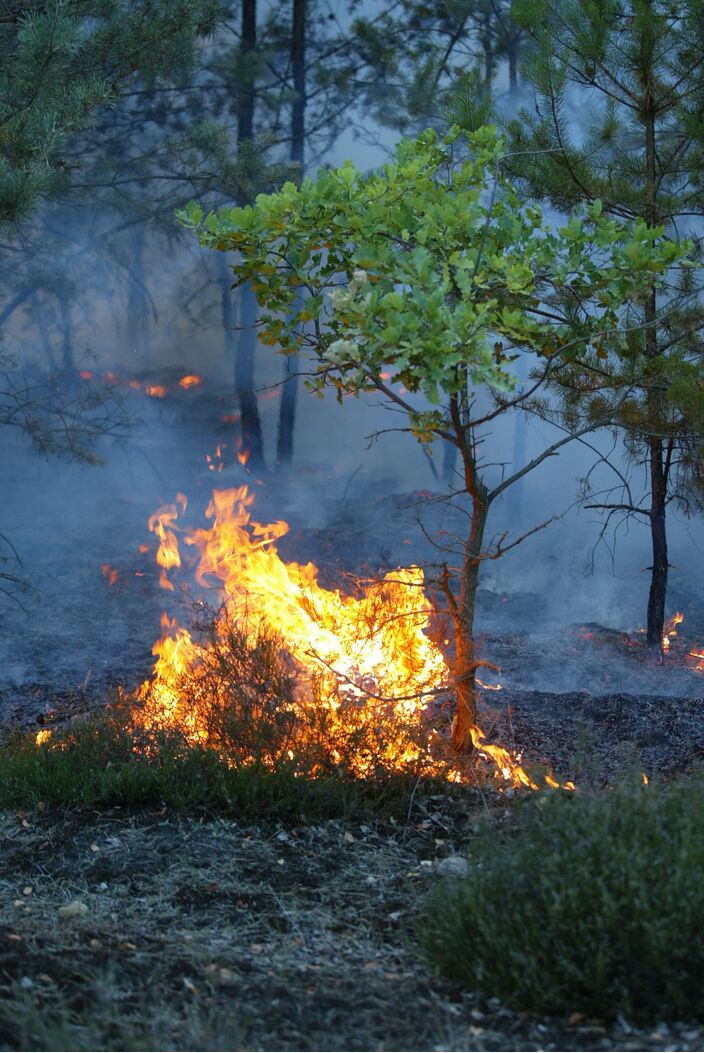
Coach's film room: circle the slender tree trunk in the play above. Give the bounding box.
[33,292,59,371]
[642,72,667,651]
[237,283,266,471]
[647,439,668,649]
[59,295,74,374]
[447,391,490,751]
[482,10,493,91]
[451,496,488,751]
[507,26,519,94]
[276,0,306,468]
[234,0,266,469]
[127,225,151,357]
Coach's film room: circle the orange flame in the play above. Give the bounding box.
[236,440,249,467]
[134,486,570,790]
[662,611,684,653]
[178,374,202,390]
[148,495,186,593]
[101,564,119,587]
[145,385,167,399]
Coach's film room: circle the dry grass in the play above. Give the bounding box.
[1,802,704,1052]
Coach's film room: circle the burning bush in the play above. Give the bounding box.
[421,774,704,1024]
[134,609,442,782]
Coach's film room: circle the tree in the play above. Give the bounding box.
[180,125,682,749]
[506,0,704,651]
[0,0,220,227]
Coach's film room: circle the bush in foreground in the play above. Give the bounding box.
[421,774,704,1024]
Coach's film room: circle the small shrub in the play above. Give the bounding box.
[0,705,414,821]
[420,775,704,1024]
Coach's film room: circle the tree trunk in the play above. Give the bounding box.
[642,67,667,650]
[126,225,151,358]
[276,0,306,468]
[234,0,266,470]
[647,440,668,650]
[507,26,519,94]
[451,496,488,751]
[482,10,493,91]
[237,282,266,471]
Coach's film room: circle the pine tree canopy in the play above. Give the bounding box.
[0,0,221,226]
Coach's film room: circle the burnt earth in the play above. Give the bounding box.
[1,806,704,1052]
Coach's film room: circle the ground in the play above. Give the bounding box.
[1,800,703,1052]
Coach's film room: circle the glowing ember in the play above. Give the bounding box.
[178,374,202,389]
[235,440,249,467]
[206,444,226,473]
[101,564,119,587]
[134,486,568,790]
[145,384,167,399]
[35,729,53,746]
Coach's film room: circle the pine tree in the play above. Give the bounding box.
[0,0,220,226]
[507,0,704,651]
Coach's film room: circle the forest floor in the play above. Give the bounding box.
[1,800,704,1053]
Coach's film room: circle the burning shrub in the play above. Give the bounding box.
[421,775,704,1024]
[134,608,441,781]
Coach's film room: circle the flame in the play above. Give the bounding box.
[179,374,202,389]
[206,444,226,473]
[236,440,249,467]
[35,729,52,746]
[662,611,684,653]
[101,564,119,587]
[133,486,570,790]
[79,370,93,380]
[145,384,167,399]
[148,495,186,593]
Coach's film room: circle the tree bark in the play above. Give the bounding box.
[642,56,667,651]
[126,225,150,358]
[276,0,306,468]
[447,390,490,751]
[507,24,519,94]
[237,282,266,471]
[451,496,488,751]
[234,0,266,470]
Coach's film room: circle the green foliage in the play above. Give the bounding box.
[421,774,704,1023]
[0,708,413,822]
[0,0,220,225]
[180,126,685,420]
[506,0,704,514]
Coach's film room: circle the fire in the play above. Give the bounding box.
[178,374,202,389]
[235,440,249,467]
[35,729,52,747]
[101,563,119,587]
[206,444,226,472]
[148,494,187,592]
[145,384,167,399]
[134,486,568,790]
[662,611,684,653]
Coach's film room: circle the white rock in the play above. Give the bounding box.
[435,855,470,879]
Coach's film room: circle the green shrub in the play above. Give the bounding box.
[0,707,412,822]
[421,775,704,1024]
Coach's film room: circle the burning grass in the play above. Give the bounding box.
[421,770,704,1025]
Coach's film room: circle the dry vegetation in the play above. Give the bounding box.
[1,796,704,1052]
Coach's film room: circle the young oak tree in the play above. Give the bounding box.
[180,126,683,751]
